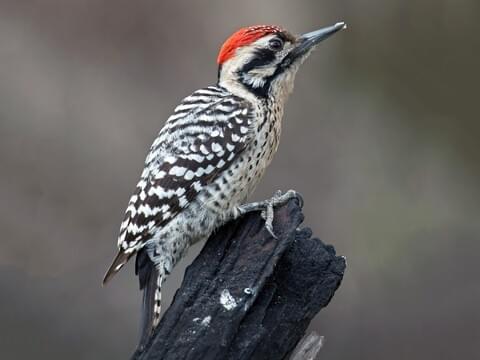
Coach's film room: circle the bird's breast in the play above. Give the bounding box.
[199,103,283,216]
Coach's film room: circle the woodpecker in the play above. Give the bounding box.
[103,22,346,338]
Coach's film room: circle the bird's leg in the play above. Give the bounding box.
[237,189,303,238]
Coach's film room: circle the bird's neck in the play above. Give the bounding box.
[218,77,260,103]
[218,76,291,111]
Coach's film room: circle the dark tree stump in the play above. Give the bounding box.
[132,198,346,360]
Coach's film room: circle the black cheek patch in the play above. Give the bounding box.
[240,48,277,73]
[237,48,278,98]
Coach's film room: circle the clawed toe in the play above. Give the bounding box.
[271,189,303,207]
[293,191,304,208]
[264,219,277,239]
[237,189,303,239]
[260,199,277,238]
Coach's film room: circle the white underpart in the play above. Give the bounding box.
[220,289,238,311]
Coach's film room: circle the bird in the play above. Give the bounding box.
[103,21,346,340]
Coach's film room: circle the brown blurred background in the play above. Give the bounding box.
[1,0,479,358]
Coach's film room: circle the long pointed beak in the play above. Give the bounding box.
[299,22,347,46]
[285,22,347,65]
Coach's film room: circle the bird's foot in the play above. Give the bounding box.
[238,190,303,238]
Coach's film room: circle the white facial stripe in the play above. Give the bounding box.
[221,35,293,77]
[218,32,303,99]
[242,73,266,88]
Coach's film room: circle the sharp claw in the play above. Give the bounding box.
[294,191,304,208]
[239,189,304,238]
[265,221,278,239]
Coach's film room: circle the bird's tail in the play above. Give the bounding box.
[103,250,132,285]
[135,249,164,348]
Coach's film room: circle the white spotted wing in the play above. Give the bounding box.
[117,86,254,251]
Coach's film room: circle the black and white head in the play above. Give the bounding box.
[217,23,346,99]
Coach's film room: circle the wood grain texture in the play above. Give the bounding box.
[132,198,346,360]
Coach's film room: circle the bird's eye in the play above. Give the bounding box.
[268,38,284,51]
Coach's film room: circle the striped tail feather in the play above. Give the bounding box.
[135,249,163,348]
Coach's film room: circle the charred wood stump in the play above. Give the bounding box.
[132,198,346,360]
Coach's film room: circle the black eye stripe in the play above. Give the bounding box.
[240,48,276,73]
[235,34,292,98]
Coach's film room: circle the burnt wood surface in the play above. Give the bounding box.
[132,198,346,360]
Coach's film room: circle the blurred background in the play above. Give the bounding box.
[1,0,479,358]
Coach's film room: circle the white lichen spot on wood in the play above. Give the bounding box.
[220,289,237,310]
[201,316,211,326]
[193,316,212,326]
[243,287,254,295]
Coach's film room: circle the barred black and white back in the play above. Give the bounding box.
[104,86,253,265]
[103,85,258,336]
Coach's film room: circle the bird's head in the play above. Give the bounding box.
[217,22,346,99]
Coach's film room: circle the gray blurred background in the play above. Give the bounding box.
[1,0,479,358]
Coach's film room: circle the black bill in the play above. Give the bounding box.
[284,22,347,66]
